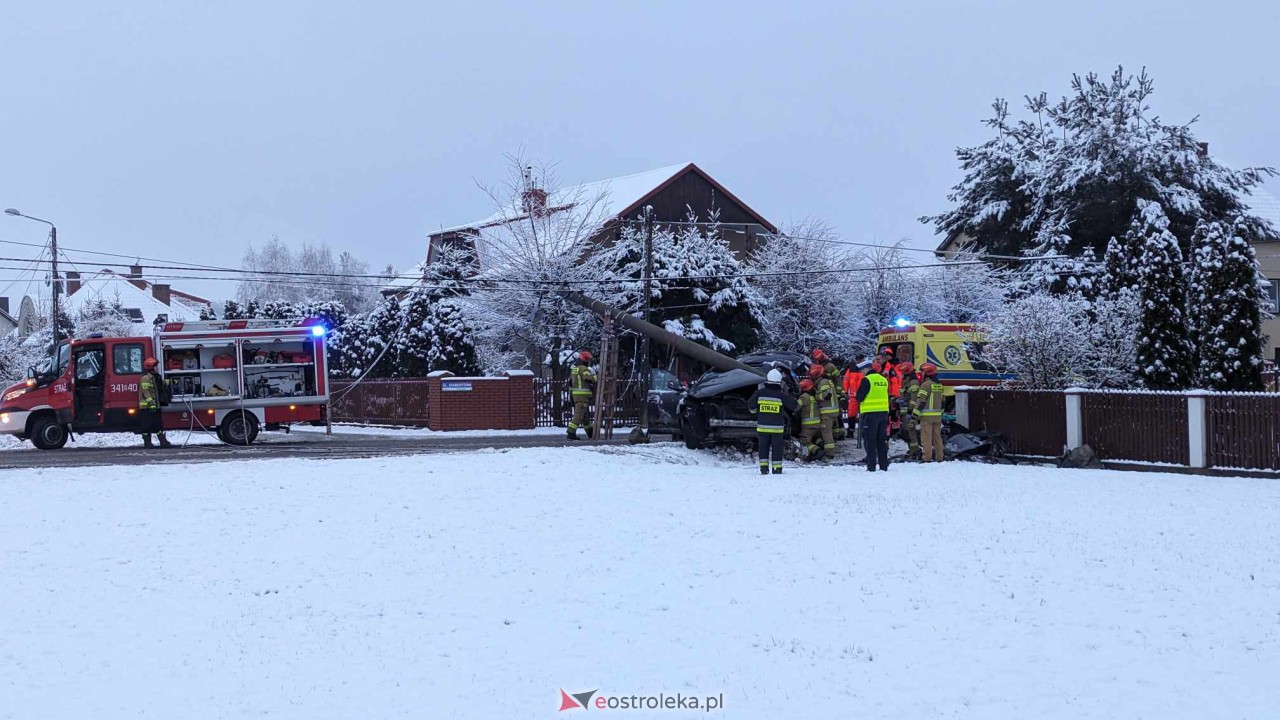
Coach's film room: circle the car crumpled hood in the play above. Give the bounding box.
[687,369,766,399]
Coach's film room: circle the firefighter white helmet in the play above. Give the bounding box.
[766,369,783,385]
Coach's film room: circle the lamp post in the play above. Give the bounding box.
[4,208,60,346]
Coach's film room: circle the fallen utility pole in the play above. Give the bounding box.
[560,291,764,377]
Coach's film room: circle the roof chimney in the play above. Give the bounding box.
[152,283,171,307]
[129,264,143,278]
[521,165,548,216]
[521,187,548,215]
[0,297,9,316]
[66,271,81,296]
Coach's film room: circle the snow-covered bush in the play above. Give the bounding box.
[465,158,608,376]
[747,221,858,358]
[982,292,1093,389]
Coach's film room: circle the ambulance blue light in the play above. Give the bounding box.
[311,325,326,337]
[893,317,911,328]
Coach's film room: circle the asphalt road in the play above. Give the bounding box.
[0,432,651,470]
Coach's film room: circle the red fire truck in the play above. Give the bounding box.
[0,318,330,449]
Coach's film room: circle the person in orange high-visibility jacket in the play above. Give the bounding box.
[882,347,902,399]
[842,354,865,432]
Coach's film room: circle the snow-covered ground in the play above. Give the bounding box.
[0,423,568,451]
[291,422,572,438]
[2,445,1276,719]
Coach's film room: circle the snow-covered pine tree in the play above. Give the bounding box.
[295,299,349,332]
[74,299,134,339]
[1132,200,1194,389]
[1189,218,1266,390]
[392,288,434,377]
[222,299,244,320]
[924,67,1275,292]
[198,304,217,321]
[260,301,298,321]
[343,295,401,378]
[1100,233,1139,302]
[591,209,762,354]
[424,299,481,376]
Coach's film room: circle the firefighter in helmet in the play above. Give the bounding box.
[898,361,920,460]
[812,364,839,460]
[748,368,797,475]
[812,349,846,441]
[797,377,823,460]
[914,363,946,462]
[139,357,172,448]
[567,351,596,441]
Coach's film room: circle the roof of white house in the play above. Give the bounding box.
[1242,185,1280,238]
[62,270,196,324]
[387,163,695,293]
[435,162,691,237]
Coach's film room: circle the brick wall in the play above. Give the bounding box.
[426,371,535,431]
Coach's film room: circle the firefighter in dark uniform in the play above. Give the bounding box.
[140,357,172,448]
[855,357,891,472]
[748,369,797,475]
[567,351,596,441]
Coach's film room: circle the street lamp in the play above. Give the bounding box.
[3,208,61,346]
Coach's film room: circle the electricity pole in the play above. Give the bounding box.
[4,208,60,346]
[637,206,655,440]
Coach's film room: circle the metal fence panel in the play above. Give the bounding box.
[967,390,1066,456]
[1206,394,1280,470]
[329,379,431,426]
[534,378,642,427]
[1081,392,1188,465]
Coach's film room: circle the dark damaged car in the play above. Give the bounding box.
[677,351,812,450]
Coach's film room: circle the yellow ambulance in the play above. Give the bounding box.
[875,320,1013,400]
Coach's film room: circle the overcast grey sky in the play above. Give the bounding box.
[2,0,1277,301]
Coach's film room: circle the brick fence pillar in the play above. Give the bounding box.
[426,370,453,431]
[504,370,536,430]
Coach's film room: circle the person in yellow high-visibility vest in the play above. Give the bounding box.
[855,357,891,472]
[567,351,596,440]
[914,363,946,462]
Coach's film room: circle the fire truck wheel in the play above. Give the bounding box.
[29,416,68,450]
[219,411,259,446]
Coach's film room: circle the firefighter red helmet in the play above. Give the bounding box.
[882,347,894,356]
[899,361,914,376]
[143,357,158,370]
[578,351,592,362]
[921,363,938,376]
[810,348,828,363]
[799,378,815,393]
[807,364,825,379]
